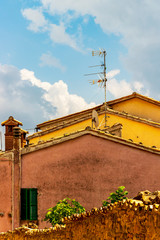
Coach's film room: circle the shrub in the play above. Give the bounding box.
[102,186,128,207]
[44,198,85,226]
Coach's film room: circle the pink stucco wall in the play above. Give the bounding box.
[0,159,12,232]
[21,134,160,228]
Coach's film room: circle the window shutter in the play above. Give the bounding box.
[29,188,37,220]
[21,189,29,220]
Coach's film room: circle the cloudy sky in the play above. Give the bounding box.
[0,0,160,137]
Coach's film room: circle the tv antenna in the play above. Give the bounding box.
[85,49,107,128]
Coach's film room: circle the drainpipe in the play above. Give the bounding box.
[13,127,21,229]
[12,151,14,230]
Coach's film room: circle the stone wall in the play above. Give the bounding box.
[1,199,160,240]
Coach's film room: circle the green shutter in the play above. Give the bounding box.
[21,189,29,220]
[29,188,37,220]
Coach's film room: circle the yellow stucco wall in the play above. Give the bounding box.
[111,98,160,123]
[29,117,93,144]
[29,111,160,149]
[107,112,160,148]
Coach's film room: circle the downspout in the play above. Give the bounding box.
[13,127,21,228]
[12,152,14,230]
[19,141,22,227]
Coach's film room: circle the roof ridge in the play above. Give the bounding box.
[22,128,160,155]
[36,104,103,128]
[107,92,160,106]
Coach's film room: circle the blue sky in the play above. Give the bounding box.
[0,0,160,135]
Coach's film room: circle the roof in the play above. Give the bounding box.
[36,92,160,130]
[107,92,160,106]
[36,104,103,129]
[1,116,23,126]
[20,128,29,134]
[27,106,160,140]
[23,127,160,155]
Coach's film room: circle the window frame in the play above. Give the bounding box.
[21,188,38,221]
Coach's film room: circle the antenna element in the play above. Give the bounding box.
[86,49,107,128]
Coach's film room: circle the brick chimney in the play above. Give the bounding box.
[1,116,27,151]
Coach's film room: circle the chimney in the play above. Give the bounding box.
[13,127,21,152]
[1,116,27,151]
[107,123,123,137]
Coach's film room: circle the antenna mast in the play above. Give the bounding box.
[103,50,107,128]
[85,49,107,128]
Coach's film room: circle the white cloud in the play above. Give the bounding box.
[106,69,120,79]
[106,69,147,98]
[22,6,80,50]
[40,52,66,71]
[20,68,95,118]
[26,0,160,97]
[107,78,133,98]
[43,80,95,117]
[21,8,48,32]
[49,23,79,50]
[21,68,51,91]
[133,81,144,93]
[21,1,160,98]
[0,64,95,137]
[0,64,46,130]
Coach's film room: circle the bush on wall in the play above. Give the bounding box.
[102,186,128,207]
[44,198,85,226]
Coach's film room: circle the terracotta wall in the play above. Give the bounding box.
[0,158,12,232]
[21,134,160,228]
[1,200,160,240]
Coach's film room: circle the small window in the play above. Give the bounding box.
[8,126,13,132]
[21,188,37,220]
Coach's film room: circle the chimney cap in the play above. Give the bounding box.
[1,116,23,126]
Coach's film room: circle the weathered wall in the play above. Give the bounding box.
[21,134,160,228]
[1,199,160,240]
[0,157,12,232]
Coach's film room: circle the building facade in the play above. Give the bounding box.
[0,93,160,232]
[28,92,160,149]
[0,127,160,231]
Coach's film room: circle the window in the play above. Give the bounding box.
[21,188,37,220]
[8,126,13,132]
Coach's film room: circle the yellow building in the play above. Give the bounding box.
[27,92,160,149]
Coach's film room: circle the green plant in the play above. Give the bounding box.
[44,198,85,226]
[102,186,128,207]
